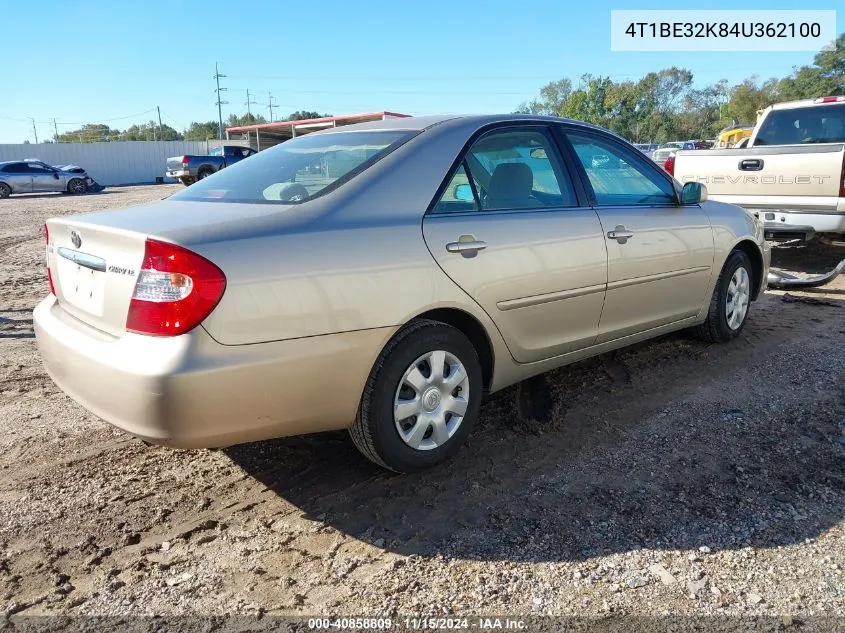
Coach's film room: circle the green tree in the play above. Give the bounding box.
[286,111,330,121]
[183,121,220,141]
[123,120,182,141]
[57,123,120,143]
[515,31,843,142]
[226,112,267,127]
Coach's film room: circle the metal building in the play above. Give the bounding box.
[224,111,411,150]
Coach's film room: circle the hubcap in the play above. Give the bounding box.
[393,350,470,451]
[726,266,750,330]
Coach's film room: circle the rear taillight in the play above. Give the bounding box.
[841,155,845,199]
[664,154,675,176]
[181,156,190,166]
[814,96,845,104]
[126,239,226,337]
[44,223,55,296]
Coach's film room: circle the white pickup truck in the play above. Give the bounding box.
[667,96,845,243]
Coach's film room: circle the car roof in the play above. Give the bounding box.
[314,113,612,135]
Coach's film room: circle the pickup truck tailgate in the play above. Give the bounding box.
[674,144,844,210]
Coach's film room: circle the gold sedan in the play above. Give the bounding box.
[34,115,770,472]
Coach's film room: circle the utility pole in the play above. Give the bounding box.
[157,106,163,139]
[51,118,59,142]
[267,91,277,123]
[29,118,38,144]
[213,62,228,140]
[245,89,257,119]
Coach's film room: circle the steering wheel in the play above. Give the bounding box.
[277,182,309,202]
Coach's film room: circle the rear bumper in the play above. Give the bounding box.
[165,169,192,178]
[763,222,816,243]
[34,296,394,448]
[749,210,845,235]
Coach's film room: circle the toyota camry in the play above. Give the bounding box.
[34,115,770,472]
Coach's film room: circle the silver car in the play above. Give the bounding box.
[34,115,770,473]
[0,160,93,198]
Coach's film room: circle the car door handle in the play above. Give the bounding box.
[739,158,763,171]
[607,226,634,244]
[446,239,487,255]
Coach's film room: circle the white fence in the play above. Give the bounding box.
[0,140,249,187]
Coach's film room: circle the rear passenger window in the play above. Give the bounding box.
[433,163,478,213]
[566,131,676,206]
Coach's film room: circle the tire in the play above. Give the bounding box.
[180,177,195,186]
[197,168,213,181]
[349,319,483,473]
[0,183,10,199]
[694,249,753,343]
[68,178,88,195]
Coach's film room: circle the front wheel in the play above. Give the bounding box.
[0,183,10,199]
[349,320,483,473]
[694,249,753,343]
[68,178,88,195]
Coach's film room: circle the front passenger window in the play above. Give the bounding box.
[566,131,676,206]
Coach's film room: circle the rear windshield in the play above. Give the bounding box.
[172,130,414,204]
[755,104,845,145]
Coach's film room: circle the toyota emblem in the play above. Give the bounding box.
[70,230,81,249]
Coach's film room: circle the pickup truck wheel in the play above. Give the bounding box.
[0,183,10,199]
[68,178,88,195]
[694,249,753,343]
[349,320,482,473]
[197,168,213,181]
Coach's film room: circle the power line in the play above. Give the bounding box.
[244,89,257,118]
[214,62,228,140]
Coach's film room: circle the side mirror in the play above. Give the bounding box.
[681,181,707,205]
[453,183,474,202]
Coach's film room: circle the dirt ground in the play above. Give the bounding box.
[0,185,843,627]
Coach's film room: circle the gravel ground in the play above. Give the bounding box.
[0,185,843,629]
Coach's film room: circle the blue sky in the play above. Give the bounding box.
[0,0,838,143]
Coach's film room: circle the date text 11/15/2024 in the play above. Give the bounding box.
[307,617,527,630]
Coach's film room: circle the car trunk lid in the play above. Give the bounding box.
[673,144,845,209]
[45,199,288,337]
[166,156,188,171]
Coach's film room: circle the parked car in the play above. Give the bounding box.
[165,145,257,185]
[652,141,695,166]
[0,160,94,198]
[634,143,658,156]
[668,96,845,241]
[35,114,769,472]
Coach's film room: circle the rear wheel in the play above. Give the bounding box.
[694,249,753,343]
[197,168,213,181]
[68,178,88,195]
[0,183,10,199]
[350,320,482,473]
